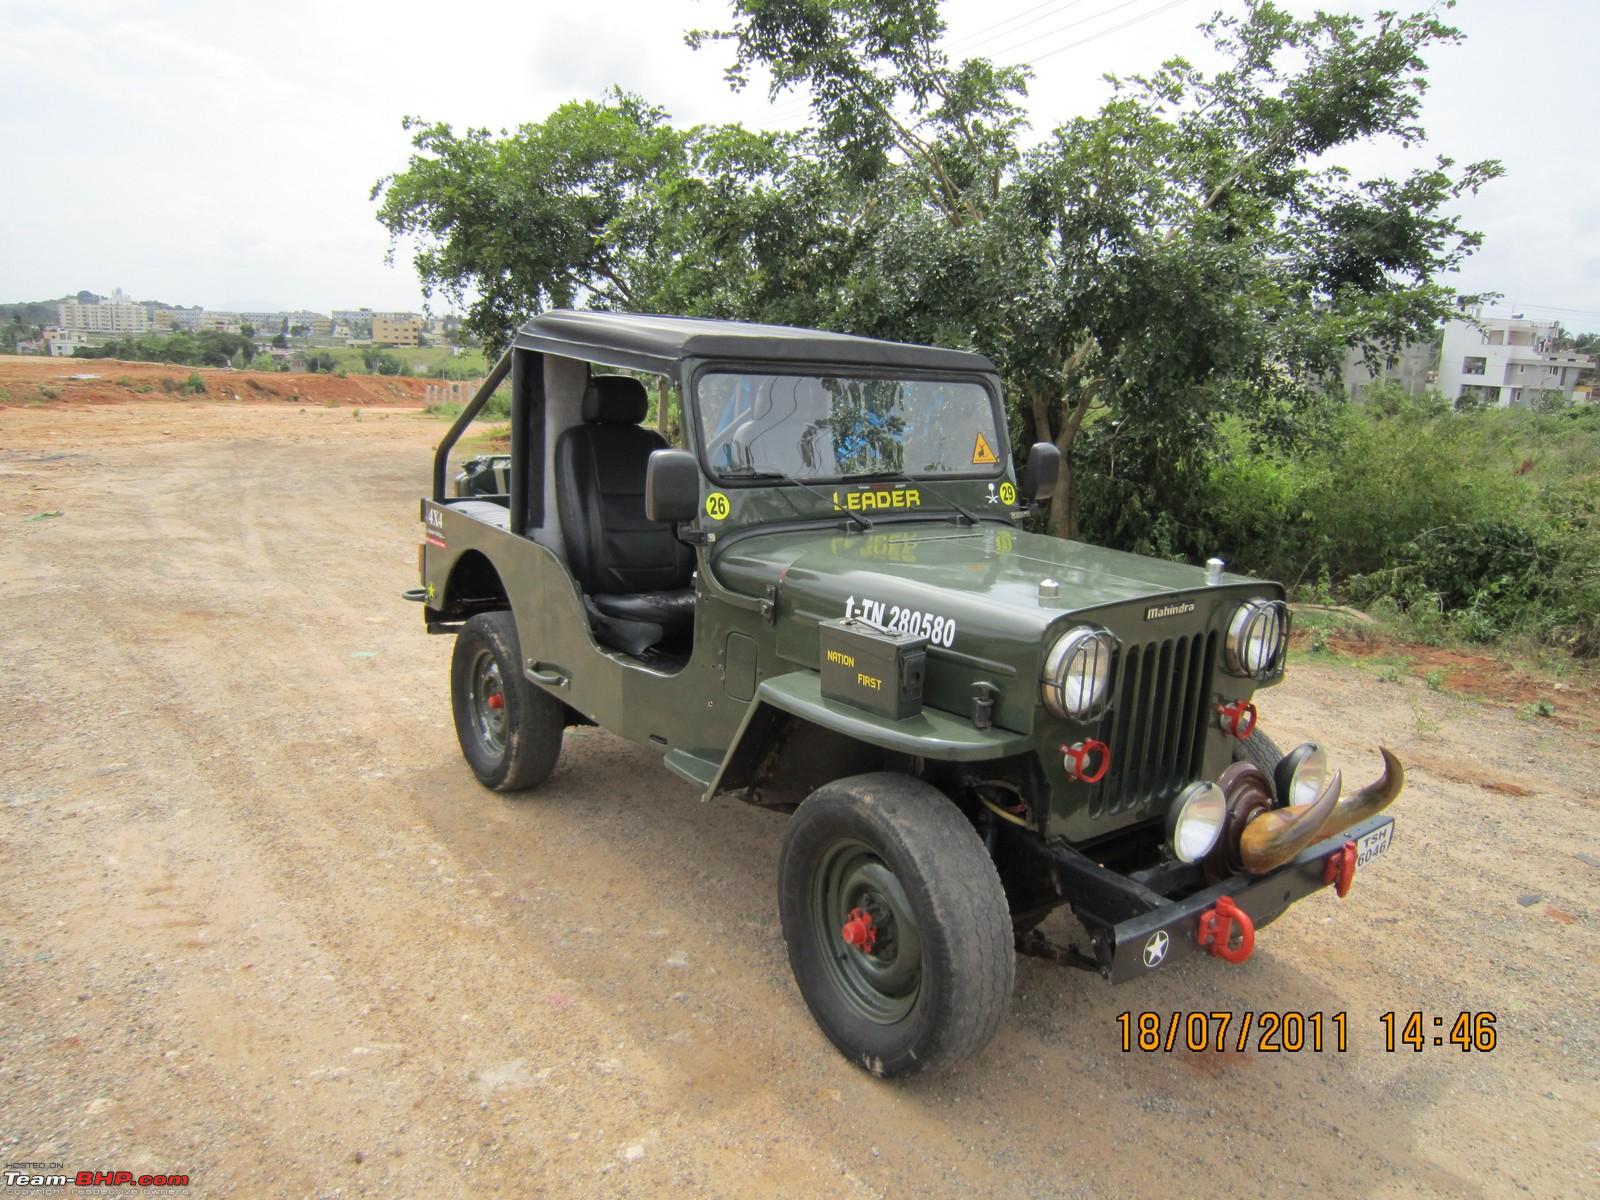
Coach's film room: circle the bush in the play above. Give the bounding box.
[1185,388,1600,657]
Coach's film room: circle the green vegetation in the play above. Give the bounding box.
[40,330,483,379]
[1205,388,1600,656]
[73,330,256,368]
[425,383,510,421]
[374,0,1595,659]
[304,344,485,378]
[378,0,1497,539]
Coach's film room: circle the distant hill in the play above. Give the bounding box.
[1,298,71,326]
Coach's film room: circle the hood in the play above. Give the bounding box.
[714,522,1250,630]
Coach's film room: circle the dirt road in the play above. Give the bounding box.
[2,398,1596,1198]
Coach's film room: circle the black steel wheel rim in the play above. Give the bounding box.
[809,837,921,1024]
[469,649,508,757]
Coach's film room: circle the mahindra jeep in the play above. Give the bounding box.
[408,311,1401,1077]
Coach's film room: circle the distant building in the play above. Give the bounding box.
[372,314,424,347]
[58,288,151,335]
[47,330,92,356]
[1341,340,1438,400]
[1438,307,1594,407]
[196,312,242,334]
[239,312,290,337]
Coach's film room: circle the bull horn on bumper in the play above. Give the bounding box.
[1314,747,1404,842]
[1238,771,1343,875]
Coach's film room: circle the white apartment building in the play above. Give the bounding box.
[57,288,152,335]
[1437,308,1594,407]
[47,330,93,356]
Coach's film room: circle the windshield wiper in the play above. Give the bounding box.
[847,470,982,526]
[721,466,874,531]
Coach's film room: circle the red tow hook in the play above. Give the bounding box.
[841,907,877,954]
[1197,896,1255,964]
[1323,839,1357,899]
[1061,738,1111,784]
[1217,699,1258,739]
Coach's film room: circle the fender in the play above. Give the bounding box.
[702,671,1033,802]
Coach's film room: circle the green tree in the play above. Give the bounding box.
[699,0,1499,540]
[376,0,1499,543]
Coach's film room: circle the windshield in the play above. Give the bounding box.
[696,371,1003,481]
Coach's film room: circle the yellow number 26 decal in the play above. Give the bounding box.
[704,492,731,520]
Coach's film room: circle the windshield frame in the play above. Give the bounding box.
[687,360,1009,489]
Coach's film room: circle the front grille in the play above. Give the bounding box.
[1088,632,1216,818]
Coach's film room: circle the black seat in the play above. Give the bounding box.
[556,375,694,655]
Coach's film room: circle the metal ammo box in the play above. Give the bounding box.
[818,617,927,721]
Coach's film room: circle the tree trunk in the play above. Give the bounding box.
[1050,454,1076,540]
[1030,383,1094,541]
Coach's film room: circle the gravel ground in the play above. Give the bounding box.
[1,399,1596,1198]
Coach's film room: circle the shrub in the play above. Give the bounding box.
[1188,393,1600,657]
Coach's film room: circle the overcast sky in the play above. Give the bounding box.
[4,0,1596,328]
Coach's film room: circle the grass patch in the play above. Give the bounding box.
[462,422,511,454]
[306,344,487,379]
[35,384,59,402]
[424,383,510,422]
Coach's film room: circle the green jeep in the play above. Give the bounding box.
[410,311,1401,1077]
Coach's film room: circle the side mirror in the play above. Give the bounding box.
[645,449,701,524]
[1020,442,1060,504]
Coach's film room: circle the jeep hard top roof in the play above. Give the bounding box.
[510,310,997,375]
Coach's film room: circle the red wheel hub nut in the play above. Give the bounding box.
[841,907,877,953]
[487,692,504,711]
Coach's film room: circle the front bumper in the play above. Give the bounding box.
[1098,814,1394,984]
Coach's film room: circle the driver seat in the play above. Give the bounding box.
[555,375,695,656]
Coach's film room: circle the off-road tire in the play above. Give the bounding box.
[1232,727,1284,778]
[450,611,563,792]
[779,773,1014,1077]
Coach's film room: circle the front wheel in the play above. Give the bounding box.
[778,773,1014,1077]
[450,611,563,791]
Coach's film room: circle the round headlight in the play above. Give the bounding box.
[1274,742,1328,809]
[1040,625,1116,720]
[1226,599,1288,679]
[1167,781,1227,863]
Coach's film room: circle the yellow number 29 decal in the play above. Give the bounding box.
[999,481,1017,505]
[704,492,731,520]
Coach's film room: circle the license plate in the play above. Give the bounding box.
[1354,823,1394,868]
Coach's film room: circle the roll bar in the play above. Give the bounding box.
[431,347,512,503]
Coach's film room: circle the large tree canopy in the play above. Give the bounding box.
[374,0,1499,544]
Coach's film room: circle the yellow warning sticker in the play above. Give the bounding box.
[971,432,998,465]
[704,492,731,520]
